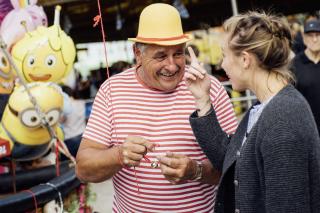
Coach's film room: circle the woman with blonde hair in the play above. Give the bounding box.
[185,11,320,213]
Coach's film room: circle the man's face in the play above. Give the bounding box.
[303,32,320,53]
[135,44,186,92]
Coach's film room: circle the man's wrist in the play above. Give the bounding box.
[116,145,124,167]
[190,161,203,181]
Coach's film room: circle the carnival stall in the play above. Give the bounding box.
[0,1,93,212]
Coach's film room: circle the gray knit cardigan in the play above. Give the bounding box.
[190,85,320,213]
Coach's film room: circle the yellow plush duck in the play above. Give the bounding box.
[0,82,64,161]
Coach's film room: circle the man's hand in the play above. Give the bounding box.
[119,135,155,167]
[156,152,198,184]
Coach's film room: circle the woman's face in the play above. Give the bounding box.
[221,37,247,92]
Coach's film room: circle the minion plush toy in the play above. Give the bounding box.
[11,6,76,83]
[0,82,64,161]
[0,51,15,94]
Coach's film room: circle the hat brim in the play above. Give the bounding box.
[304,29,320,33]
[128,34,192,46]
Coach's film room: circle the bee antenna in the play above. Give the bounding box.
[20,21,31,36]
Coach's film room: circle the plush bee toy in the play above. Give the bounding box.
[11,6,75,83]
[0,82,64,161]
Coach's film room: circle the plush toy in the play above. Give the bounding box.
[11,5,75,83]
[0,0,13,25]
[0,51,15,94]
[0,0,47,50]
[0,82,64,161]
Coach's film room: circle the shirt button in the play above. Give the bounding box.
[234,180,239,186]
[235,209,240,213]
[236,151,241,157]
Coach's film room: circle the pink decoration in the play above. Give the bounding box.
[0,0,47,50]
[0,0,13,24]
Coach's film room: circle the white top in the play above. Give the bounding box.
[242,97,274,146]
[63,98,86,139]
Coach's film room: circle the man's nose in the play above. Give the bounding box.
[312,35,319,42]
[164,56,179,71]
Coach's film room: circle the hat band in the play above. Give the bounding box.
[136,35,188,42]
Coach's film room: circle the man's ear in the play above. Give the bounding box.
[133,44,142,66]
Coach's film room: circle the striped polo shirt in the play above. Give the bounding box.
[83,68,238,212]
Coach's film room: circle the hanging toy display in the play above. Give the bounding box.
[11,5,76,83]
[0,0,13,25]
[0,0,47,50]
[0,82,64,161]
[0,51,15,94]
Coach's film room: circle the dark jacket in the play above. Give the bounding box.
[291,51,320,134]
[190,85,320,213]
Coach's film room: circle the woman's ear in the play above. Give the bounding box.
[241,51,251,69]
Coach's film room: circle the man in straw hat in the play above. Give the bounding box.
[76,3,237,212]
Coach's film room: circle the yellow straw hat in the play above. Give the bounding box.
[128,3,191,46]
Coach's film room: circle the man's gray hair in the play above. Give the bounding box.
[135,42,148,53]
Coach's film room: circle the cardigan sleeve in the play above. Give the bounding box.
[189,108,231,171]
[260,121,317,213]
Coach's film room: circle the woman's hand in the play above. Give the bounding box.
[184,46,211,115]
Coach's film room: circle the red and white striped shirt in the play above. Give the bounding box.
[83,68,238,212]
